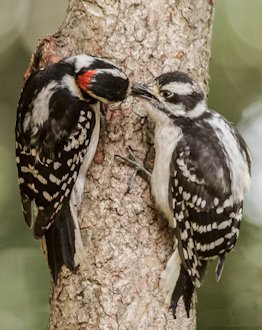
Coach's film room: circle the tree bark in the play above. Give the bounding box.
[27,0,214,329]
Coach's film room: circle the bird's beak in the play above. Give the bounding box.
[132,81,170,115]
[131,82,158,100]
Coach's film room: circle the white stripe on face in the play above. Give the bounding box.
[98,68,127,80]
[163,82,194,95]
[70,54,95,72]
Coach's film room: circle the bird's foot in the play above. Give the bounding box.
[115,146,152,192]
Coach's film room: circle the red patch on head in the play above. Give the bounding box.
[77,70,97,91]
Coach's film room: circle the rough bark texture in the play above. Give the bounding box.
[27,0,214,329]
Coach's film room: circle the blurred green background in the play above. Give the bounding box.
[0,1,262,329]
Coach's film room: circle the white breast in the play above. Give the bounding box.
[79,103,101,177]
[151,124,182,227]
[73,103,100,209]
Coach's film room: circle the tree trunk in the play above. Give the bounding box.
[27,0,214,328]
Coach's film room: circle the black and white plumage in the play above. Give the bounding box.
[132,72,251,317]
[15,54,130,282]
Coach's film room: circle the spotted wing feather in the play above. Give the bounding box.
[16,75,96,238]
[171,132,241,286]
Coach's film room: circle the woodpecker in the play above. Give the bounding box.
[15,54,130,282]
[131,72,251,317]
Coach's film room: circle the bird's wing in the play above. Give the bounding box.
[16,83,96,236]
[171,135,242,285]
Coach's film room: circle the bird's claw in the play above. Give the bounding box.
[115,147,152,192]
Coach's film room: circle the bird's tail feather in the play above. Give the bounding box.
[160,248,189,317]
[160,248,181,305]
[160,248,207,318]
[170,266,194,317]
[43,202,80,283]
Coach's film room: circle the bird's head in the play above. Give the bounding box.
[132,71,207,122]
[72,55,130,104]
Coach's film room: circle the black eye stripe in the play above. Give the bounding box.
[167,94,180,103]
[167,91,204,111]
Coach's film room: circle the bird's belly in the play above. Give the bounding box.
[151,124,182,227]
[73,104,100,208]
[151,164,174,226]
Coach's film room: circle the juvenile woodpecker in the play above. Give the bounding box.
[131,72,251,317]
[15,54,130,282]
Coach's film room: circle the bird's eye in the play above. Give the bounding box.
[160,90,172,98]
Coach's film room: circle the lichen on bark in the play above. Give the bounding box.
[26,0,215,329]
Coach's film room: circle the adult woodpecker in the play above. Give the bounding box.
[15,54,130,282]
[130,71,251,317]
